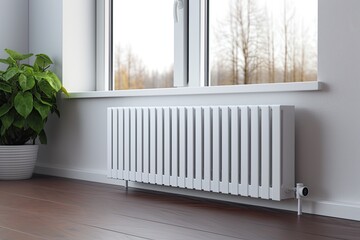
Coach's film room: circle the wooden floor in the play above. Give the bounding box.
[0,176,359,240]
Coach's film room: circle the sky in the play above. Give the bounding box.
[210,0,318,33]
[113,0,174,73]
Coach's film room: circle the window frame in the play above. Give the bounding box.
[96,0,111,91]
[174,0,189,87]
[188,0,208,87]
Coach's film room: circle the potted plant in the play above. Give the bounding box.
[0,49,67,180]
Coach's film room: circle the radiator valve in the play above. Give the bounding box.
[297,183,309,198]
[296,183,309,215]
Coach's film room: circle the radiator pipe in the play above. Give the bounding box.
[297,197,302,215]
[296,183,309,215]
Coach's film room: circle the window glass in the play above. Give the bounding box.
[112,0,174,90]
[209,0,318,86]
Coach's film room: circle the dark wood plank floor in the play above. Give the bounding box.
[0,175,359,240]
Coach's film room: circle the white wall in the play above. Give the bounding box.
[29,0,62,78]
[62,0,96,91]
[32,0,360,221]
[0,0,29,69]
[29,0,95,91]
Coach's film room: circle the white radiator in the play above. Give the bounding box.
[107,105,295,201]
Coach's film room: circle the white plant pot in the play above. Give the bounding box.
[0,145,39,180]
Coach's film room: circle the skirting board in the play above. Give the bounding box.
[35,164,360,221]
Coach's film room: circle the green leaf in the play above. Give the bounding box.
[19,73,26,83]
[33,63,40,72]
[34,92,52,106]
[14,92,33,118]
[34,72,48,81]
[46,71,62,92]
[27,111,43,133]
[5,49,33,61]
[1,113,14,130]
[19,74,35,91]
[0,59,8,64]
[0,103,12,117]
[61,86,69,97]
[22,65,34,76]
[34,100,50,120]
[34,72,59,92]
[38,79,55,97]
[0,58,11,65]
[13,118,25,129]
[0,57,16,66]
[0,126,6,137]
[35,54,53,69]
[0,81,12,93]
[39,130,47,144]
[3,67,18,81]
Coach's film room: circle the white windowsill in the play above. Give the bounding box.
[65,81,321,99]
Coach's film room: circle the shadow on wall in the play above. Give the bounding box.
[295,106,326,201]
[37,98,82,167]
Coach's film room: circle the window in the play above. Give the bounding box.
[110,0,317,91]
[209,0,318,86]
[112,0,175,90]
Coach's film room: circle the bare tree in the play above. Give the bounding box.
[283,0,318,83]
[114,45,123,89]
[300,20,306,82]
[283,0,296,82]
[291,26,297,82]
[230,10,240,84]
[253,7,267,84]
[113,46,146,90]
[238,0,252,84]
[283,0,288,82]
[223,1,241,85]
[265,7,275,83]
[201,0,317,85]
[217,0,264,85]
[299,18,314,82]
